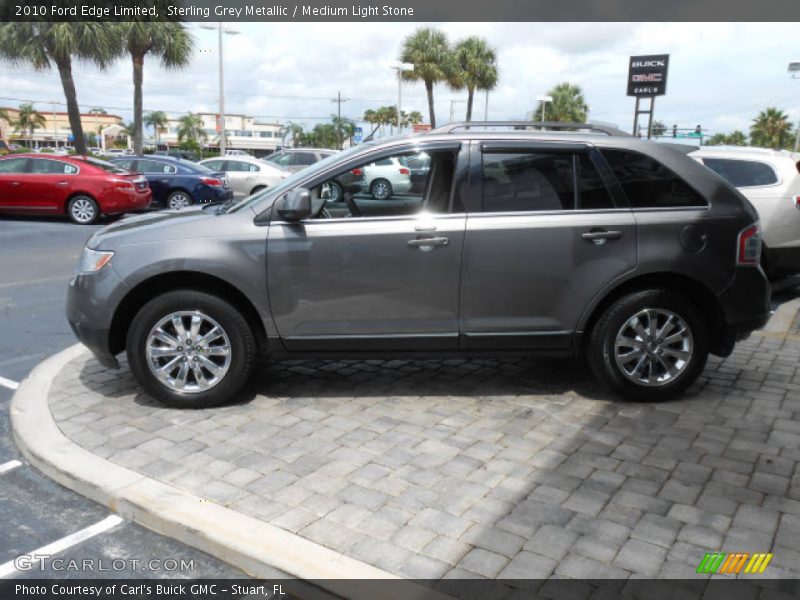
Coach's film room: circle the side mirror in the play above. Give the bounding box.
[276,188,312,221]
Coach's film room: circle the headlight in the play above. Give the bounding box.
[77,248,114,274]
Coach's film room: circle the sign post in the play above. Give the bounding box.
[627,54,669,138]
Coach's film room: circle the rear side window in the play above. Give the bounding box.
[292,152,317,166]
[137,160,177,174]
[601,148,707,208]
[480,150,615,212]
[701,158,779,187]
[30,159,78,174]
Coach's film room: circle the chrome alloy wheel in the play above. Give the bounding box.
[145,311,232,393]
[371,180,391,199]
[70,197,96,223]
[168,192,191,209]
[614,308,694,387]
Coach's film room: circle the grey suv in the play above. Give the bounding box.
[67,122,770,408]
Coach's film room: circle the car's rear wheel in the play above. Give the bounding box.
[588,290,708,401]
[67,195,100,225]
[327,181,343,202]
[370,179,392,200]
[250,185,267,195]
[126,290,256,408]
[167,191,192,210]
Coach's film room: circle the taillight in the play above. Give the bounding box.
[737,223,762,265]
[399,168,410,175]
[795,195,800,209]
[202,177,223,187]
[111,178,134,190]
[351,168,363,176]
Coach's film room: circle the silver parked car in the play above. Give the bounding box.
[198,155,289,200]
[263,148,336,173]
[67,122,770,408]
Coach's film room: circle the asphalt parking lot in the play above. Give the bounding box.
[0,215,243,579]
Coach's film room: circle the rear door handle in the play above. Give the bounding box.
[9,181,20,187]
[582,230,622,244]
[407,236,449,248]
[56,181,69,187]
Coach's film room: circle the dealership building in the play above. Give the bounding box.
[159,113,283,156]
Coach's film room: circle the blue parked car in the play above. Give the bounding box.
[110,155,233,209]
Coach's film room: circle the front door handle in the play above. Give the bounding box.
[407,236,449,249]
[582,229,622,245]
[9,181,20,187]
[56,181,69,187]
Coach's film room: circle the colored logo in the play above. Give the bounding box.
[696,552,773,574]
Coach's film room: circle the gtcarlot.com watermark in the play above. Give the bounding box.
[14,554,194,572]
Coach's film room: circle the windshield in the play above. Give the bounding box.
[79,156,130,175]
[225,144,371,213]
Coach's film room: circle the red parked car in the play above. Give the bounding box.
[0,154,151,224]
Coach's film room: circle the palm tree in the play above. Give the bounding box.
[177,113,206,145]
[116,21,193,154]
[750,108,793,149]
[14,103,46,147]
[706,130,748,146]
[281,122,305,148]
[536,82,589,123]
[0,23,119,154]
[449,37,498,122]
[144,110,169,147]
[651,120,667,137]
[400,110,423,128]
[400,27,451,128]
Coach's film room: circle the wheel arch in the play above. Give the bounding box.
[65,191,99,214]
[577,272,728,356]
[108,271,267,357]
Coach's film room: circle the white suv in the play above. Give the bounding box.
[362,155,413,199]
[692,146,800,278]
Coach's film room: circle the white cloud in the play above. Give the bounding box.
[1,22,798,136]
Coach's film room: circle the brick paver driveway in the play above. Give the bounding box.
[49,329,800,586]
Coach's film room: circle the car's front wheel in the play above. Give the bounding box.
[588,290,708,401]
[370,179,392,200]
[126,290,256,408]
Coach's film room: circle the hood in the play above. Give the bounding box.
[87,206,228,249]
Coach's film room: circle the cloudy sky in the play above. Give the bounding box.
[0,22,798,137]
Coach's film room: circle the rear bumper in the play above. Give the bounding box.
[715,266,771,354]
[101,190,152,215]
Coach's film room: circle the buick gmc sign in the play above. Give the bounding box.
[627,54,669,96]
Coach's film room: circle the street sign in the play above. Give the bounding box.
[353,126,363,143]
[627,54,670,97]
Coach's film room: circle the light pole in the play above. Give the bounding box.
[391,62,414,132]
[200,23,240,156]
[536,95,553,126]
[449,99,466,123]
[788,62,800,151]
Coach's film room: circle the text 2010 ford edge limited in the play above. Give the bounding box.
[67,124,771,408]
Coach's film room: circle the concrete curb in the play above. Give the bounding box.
[11,344,451,600]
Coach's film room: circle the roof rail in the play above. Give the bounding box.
[430,121,630,137]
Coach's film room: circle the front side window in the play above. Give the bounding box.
[602,148,707,208]
[701,158,779,188]
[228,161,259,172]
[480,150,615,213]
[0,158,29,173]
[30,159,78,175]
[307,148,458,219]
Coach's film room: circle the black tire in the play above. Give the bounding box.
[250,185,267,196]
[67,195,100,224]
[369,178,392,200]
[588,289,708,402]
[166,190,193,210]
[126,290,256,408]
[327,181,343,202]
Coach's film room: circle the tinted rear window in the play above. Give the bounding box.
[601,148,707,208]
[701,158,779,187]
[80,157,129,174]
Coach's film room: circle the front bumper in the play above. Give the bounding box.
[66,265,128,369]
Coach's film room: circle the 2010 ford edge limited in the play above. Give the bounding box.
[67,123,771,408]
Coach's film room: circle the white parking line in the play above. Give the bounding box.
[0,460,22,474]
[0,515,124,578]
[0,376,19,390]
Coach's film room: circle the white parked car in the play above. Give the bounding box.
[199,155,289,199]
[224,149,250,157]
[362,155,412,199]
[691,146,800,278]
